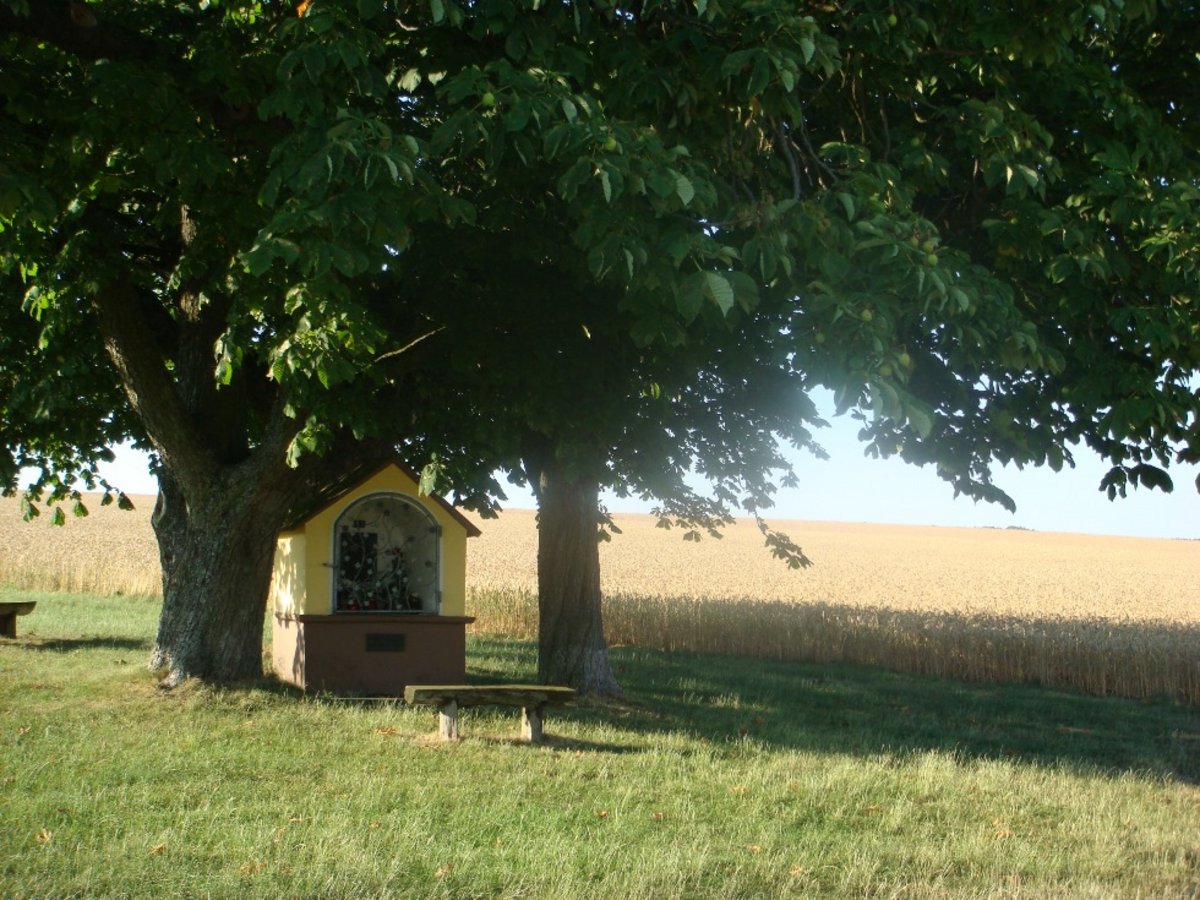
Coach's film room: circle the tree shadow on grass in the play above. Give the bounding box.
[466,636,1200,784]
[21,636,152,654]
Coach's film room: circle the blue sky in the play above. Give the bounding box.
[97,395,1198,541]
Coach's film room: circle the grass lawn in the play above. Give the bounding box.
[2,589,1198,898]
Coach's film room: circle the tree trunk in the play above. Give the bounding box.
[534,459,621,696]
[149,468,294,686]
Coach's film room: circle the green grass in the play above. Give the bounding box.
[2,589,1198,898]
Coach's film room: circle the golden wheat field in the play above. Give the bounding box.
[1,493,1197,701]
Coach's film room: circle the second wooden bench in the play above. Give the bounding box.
[0,601,37,639]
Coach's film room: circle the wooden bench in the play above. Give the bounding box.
[0,601,36,639]
[403,684,576,743]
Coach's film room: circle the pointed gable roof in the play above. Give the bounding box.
[283,459,482,537]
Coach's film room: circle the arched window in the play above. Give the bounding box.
[333,493,441,614]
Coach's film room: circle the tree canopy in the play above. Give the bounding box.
[2,0,1197,687]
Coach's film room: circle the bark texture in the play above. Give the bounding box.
[533,457,621,696]
[149,468,294,685]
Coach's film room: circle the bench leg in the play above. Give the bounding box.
[521,705,544,743]
[438,700,460,740]
[0,613,15,639]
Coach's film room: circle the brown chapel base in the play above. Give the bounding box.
[272,613,474,695]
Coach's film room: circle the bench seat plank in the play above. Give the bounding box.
[404,684,576,708]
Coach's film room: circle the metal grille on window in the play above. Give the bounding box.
[334,495,440,613]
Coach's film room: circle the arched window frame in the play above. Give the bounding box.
[331,492,443,614]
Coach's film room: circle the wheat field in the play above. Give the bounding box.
[1,494,1197,701]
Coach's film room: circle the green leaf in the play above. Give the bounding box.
[871,380,901,418]
[302,46,326,83]
[673,172,695,206]
[430,0,445,23]
[905,401,934,439]
[800,37,816,65]
[819,252,850,282]
[419,459,442,496]
[543,124,571,160]
[504,99,531,132]
[648,169,677,199]
[702,272,735,315]
[399,68,421,93]
[1097,143,1132,172]
[726,270,760,311]
[748,53,770,96]
[1047,445,1065,472]
[51,506,66,527]
[1131,463,1172,492]
[382,153,401,182]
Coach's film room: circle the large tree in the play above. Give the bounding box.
[378,0,1200,693]
[0,1,471,684]
[396,218,824,693]
[3,0,1197,692]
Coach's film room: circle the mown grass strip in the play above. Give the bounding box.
[1,592,1198,898]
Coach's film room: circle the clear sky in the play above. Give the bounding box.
[96,391,1198,541]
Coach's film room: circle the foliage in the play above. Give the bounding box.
[395,0,1199,520]
[3,0,1196,512]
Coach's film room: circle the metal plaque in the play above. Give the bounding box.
[365,633,406,653]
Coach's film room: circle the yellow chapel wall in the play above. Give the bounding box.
[269,532,307,618]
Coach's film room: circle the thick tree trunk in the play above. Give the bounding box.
[534,460,621,696]
[149,468,294,686]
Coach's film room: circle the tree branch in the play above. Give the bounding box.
[90,281,219,497]
[374,326,446,364]
[775,122,804,201]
